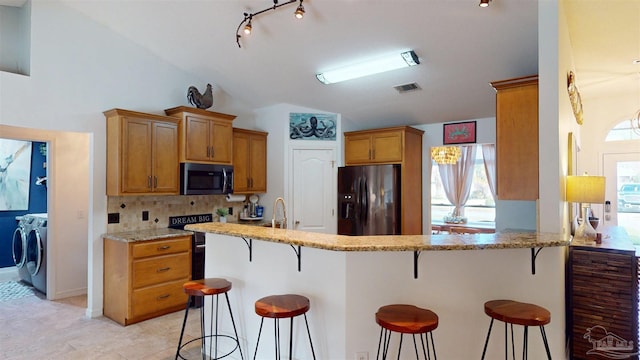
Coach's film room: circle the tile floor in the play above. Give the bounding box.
[0,272,226,359]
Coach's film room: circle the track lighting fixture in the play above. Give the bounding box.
[479,0,491,7]
[236,0,306,48]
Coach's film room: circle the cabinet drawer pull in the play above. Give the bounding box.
[157,245,171,251]
[157,267,171,273]
[157,294,170,300]
[147,176,152,188]
[154,176,158,188]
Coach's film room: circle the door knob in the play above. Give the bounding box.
[295,220,300,225]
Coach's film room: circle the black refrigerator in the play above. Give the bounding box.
[337,164,401,235]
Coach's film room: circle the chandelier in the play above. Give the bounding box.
[235,0,305,48]
[431,146,461,165]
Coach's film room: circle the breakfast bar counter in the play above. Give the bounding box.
[184,222,569,251]
[185,223,569,359]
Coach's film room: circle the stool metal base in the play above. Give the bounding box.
[481,318,552,360]
[253,313,316,360]
[176,293,244,360]
[376,327,437,360]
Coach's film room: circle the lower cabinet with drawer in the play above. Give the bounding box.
[103,236,191,325]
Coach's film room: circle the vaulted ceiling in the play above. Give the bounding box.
[12,0,637,129]
[59,0,537,129]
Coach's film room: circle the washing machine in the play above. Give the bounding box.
[11,215,32,285]
[25,214,47,295]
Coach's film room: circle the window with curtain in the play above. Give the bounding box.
[431,144,495,225]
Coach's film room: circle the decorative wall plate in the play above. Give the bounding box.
[567,71,584,125]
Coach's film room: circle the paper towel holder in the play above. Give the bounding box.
[226,194,247,202]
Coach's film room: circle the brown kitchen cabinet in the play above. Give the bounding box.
[165,106,235,164]
[103,236,191,326]
[233,128,268,194]
[343,126,424,234]
[490,75,538,200]
[344,129,404,164]
[567,227,639,359]
[105,109,180,196]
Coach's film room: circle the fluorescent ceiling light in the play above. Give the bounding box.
[316,50,420,85]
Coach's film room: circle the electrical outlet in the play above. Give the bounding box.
[142,211,149,221]
[107,213,120,224]
[355,351,368,360]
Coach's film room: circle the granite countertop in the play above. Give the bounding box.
[103,228,193,243]
[570,225,635,252]
[184,222,570,252]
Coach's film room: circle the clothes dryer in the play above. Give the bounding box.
[25,214,47,295]
[11,216,31,285]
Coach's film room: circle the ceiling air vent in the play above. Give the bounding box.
[394,82,421,93]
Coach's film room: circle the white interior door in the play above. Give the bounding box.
[602,152,640,242]
[291,148,336,234]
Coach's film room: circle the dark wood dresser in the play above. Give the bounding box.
[567,226,639,359]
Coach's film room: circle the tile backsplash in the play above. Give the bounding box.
[106,194,247,232]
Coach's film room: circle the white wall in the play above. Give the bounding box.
[255,103,342,224]
[539,0,576,236]
[0,1,251,316]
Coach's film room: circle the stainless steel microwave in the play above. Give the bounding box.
[180,163,233,195]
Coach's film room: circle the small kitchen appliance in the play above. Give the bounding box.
[180,163,233,195]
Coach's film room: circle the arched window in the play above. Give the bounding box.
[605,119,640,141]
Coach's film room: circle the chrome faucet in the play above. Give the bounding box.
[272,197,287,229]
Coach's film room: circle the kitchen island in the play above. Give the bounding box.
[185,222,570,359]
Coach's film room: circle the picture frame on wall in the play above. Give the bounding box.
[443,121,476,145]
[289,113,337,141]
[0,138,32,211]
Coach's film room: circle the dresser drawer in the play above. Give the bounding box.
[131,279,188,319]
[132,253,190,288]
[132,237,190,259]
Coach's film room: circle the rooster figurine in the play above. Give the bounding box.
[187,83,214,109]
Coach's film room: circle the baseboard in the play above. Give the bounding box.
[85,307,103,319]
[52,287,87,300]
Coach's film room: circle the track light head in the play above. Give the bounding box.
[244,19,252,35]
[479,0,491,7]
[295,3,305,19]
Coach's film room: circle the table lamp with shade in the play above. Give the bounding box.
[566,175,606,243]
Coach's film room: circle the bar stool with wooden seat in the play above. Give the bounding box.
[253,294,316,360]
[375,304,439,360]
[175,278,243,360]
[481,299,551,360]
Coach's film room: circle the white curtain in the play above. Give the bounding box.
[482,144,497,202]
[438,145,477,216]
